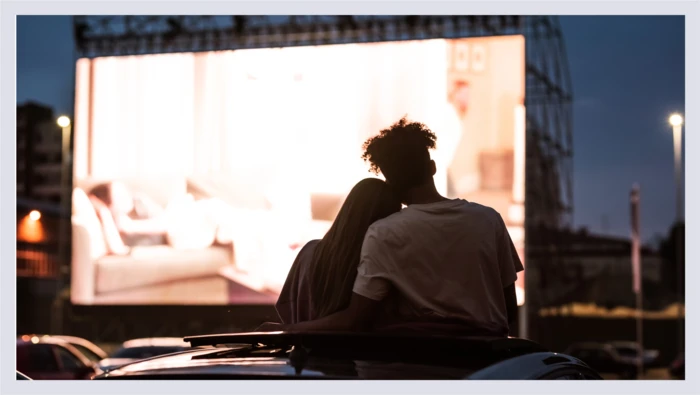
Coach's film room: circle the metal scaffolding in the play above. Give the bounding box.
[69,15,574,341]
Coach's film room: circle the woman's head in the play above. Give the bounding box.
[89,181,134,214]
[309,178,401,318]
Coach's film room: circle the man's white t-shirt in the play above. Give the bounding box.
[352,199,523,335]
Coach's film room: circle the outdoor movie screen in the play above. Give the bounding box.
[70,35,526,306]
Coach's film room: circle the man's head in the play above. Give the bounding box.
[361,117,438,202]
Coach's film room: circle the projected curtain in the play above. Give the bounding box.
[82,40,451,194]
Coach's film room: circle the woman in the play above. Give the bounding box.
[89,181,232,254]
[275,178,402,324]
[89,181,169,252]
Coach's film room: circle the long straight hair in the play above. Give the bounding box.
[308,178,402,318]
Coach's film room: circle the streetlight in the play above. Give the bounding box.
[55,115,72,221]
[668,112,684,358]
[53,115,72,335]
[669,113,683,222]
[57,115,70,128]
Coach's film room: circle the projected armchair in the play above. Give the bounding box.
[70,177,233,305]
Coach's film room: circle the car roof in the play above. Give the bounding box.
[22,334,108,359]
[97,332,550,379]
[567,342,608,349]
[607,341,639,348]
[18,335,72,347]
[468,352,600,380]
[122,337,190,348]
[98,349,597,380]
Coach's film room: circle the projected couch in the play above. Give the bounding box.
[70,174,341,305]
[70,176,234,305]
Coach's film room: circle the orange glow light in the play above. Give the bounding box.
[18,214,46,243]
[28,210,41,221]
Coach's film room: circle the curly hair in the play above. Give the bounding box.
[361,117,437,194]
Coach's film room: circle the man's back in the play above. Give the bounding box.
[353,199,522,336]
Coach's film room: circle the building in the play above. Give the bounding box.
[17,102,64,203]
[17,102,69,333]
[17,198,65,334]
[529,227,665,310]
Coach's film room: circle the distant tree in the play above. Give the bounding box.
[659,222,685,301]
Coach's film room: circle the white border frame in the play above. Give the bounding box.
[2,1,697,395]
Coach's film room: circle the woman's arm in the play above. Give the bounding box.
[95,206,130,255]
[134,195,165,217]
[503,283,518,333]
[275,292,381,333]
[114,214,168,235]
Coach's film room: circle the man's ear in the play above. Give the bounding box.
[430,160,437,176]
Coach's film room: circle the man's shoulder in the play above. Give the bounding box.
[463,201,501,217]
[364,211,408,244]
[454,201,505,232]
[367,211,404,233]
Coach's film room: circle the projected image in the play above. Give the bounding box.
[70,36,525,305]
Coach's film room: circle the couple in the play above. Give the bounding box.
[265,117,523,337]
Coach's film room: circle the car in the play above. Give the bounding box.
[669,352,684,379]
[98,337,190,372]
[564,341,657,379]
[607,341,660,368]
[17,336,100,380]
[53,335,109,363]
[94,332,602,380]
[25,334,108,363]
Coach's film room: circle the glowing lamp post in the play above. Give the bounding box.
[668,112,684,358]
[669,113,683,222]
[52,115,72,334]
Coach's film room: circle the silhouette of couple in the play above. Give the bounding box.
[263,117,523,337]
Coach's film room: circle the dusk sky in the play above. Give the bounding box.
[16,16,685,242]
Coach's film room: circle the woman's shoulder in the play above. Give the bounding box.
[302,239,321,250]
[295,239,321,261]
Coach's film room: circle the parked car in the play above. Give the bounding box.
[98,337,190,372]
[27,335,108,363]
[607,341,660,368]
[17,336,100,380]
[564,341,658,379]
[669,352,684,379]
[94,332,602,380]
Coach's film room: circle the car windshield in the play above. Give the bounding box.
[72,344,103,362]
[112,346,185,360]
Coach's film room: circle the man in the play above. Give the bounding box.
[271,117,522,336]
